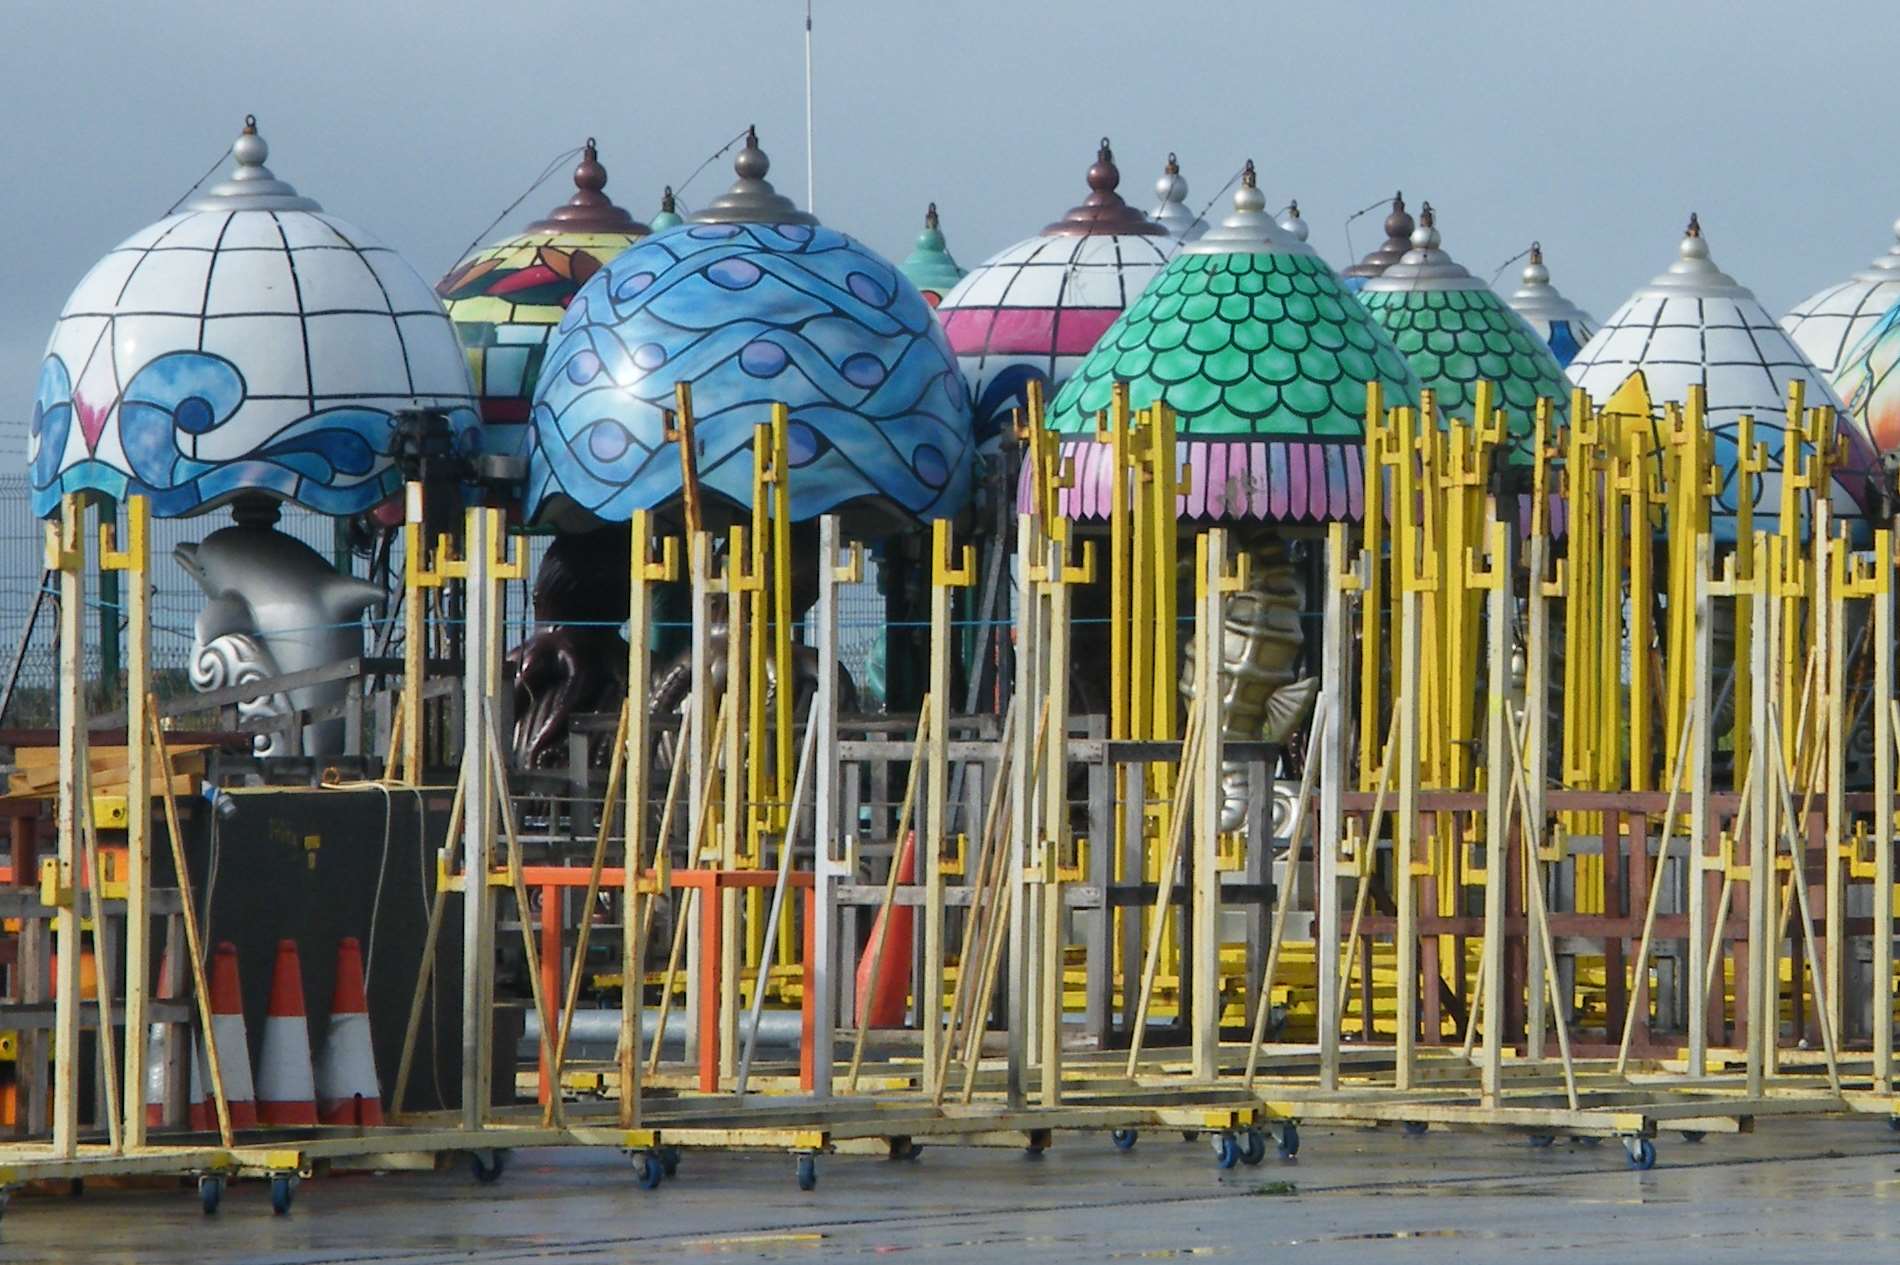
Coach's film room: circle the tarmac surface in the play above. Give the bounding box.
[4,1116,1899,1262]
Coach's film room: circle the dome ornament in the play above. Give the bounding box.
[1362,200,1481,292]
[1278,199,1309,243]
[689,125,818,227]
[1342,191,1415,284]
[1641,212,1747,298]
[1149,150,1201,241]
[525,137,646,234]
[1185,159,1309,257]
[188,114,319,213]
[1043,137,1165,237]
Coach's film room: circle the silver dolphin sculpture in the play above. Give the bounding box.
[177,524,385,755]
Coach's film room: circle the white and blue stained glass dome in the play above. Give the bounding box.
[29,117,476,519]
[525,128,974,532]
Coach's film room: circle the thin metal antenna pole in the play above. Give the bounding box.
[804,0,815,214]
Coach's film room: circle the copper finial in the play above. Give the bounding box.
[1686,212,1702,238]
[243,113,257,134]
[1345,190,1418,279]
[525,137,647,234]
[690,124,817,226]
[1241,160,1257,189]
[1418,201,1435,229]
[660,185,676,213]
[1530,241,1543,265]
[1165,152,1180,176]
[1043,136,1166,237]
[925,202,940,230]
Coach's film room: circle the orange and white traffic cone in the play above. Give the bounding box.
[317,937,383,1126]
[256,940,317,1126]
[191,941,259,1130]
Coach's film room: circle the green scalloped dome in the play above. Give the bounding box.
[1047,248,1421,438]
[1357,206,1569,460]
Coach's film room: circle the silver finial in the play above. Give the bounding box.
[186,115,321,213]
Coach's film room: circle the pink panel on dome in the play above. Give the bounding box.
[1266,445,1289,519]
[1286,445,1311,520]
[1247,443,1271,519]
[1047,307,1125,358]
[1346,450,1365,521]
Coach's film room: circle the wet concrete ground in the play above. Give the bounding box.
[4,1117,1898,1263]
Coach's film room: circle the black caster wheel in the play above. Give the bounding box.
[1111,1128,1138,1152]
[1575,1136,1603,1148]
[270,1175,296,1216]
[198,1174,224,1215]
[1623,1138,1657,1171]
[1212,1132,1240,1170]
[1888,1116,1900,1134]
[1181,1130,1200,1143]
[1529,1135,1555,1148]
[631,1151,664,1191]
[796,1153,817,1192]
[1402,1121,1428,1137]
[471,1149,507,1184]
[1678,1130,1705,1144]
[1276,1123,1301,1160]
[1238,1128,1267,1166]
[658,1146,682,1177]
[1024,1129,1051,1159]
[886,1137,923,1161]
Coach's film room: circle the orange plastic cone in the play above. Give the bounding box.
[191,941,258,1130]
[855,832,917,1028]
[256,940,317,1126]
[317,938,383,1126]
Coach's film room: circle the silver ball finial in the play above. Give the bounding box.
[1522,241,1550,286]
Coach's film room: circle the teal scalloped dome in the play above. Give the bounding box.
[1358,204,1570,457]
[1048,169,1419,442]
[1036,166,1420,524]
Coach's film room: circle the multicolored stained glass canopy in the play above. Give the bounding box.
[1781,216,1900,378]
[1505,243,1596,368]
[1358,205,1572,454]
[29,117,476,520]
[899,203,965,306]
[1567,216,1875,535]
[934,139,1173,441]
[1039,164,1422,524]
[438,140,648,451]
[524,129,973,534]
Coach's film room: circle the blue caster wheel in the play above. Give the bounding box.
[796,1154,817,1192]
[198,1175,224,1215]
[471,1149,506,1184]
[1276,1123,1301,1160]
[270,1175,296,1216]
[1678,1130,1705,1144]
[1624,1138,1657,1171]
[1402,1121,1428,1137]
[631,1152,664,1191]
[1238,1128,1267,1166]
[659,1146,681,1177]
[1529,1135,1555,1148]
[1111,1129,1138,1152]
[1212,1132,1240,1170]
[1889,1117,1900,1134]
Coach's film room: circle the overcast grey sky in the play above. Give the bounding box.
[4,0,1897,438]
